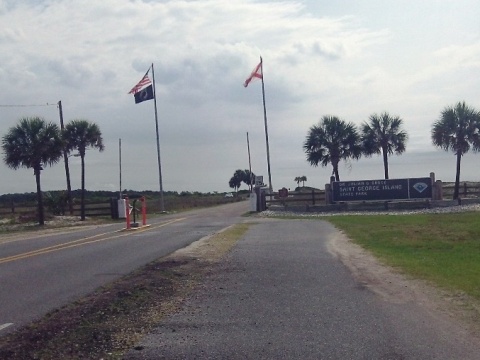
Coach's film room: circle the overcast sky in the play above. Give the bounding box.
[1,0,480,195]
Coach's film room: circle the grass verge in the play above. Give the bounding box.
[0,223,250,360]
[327,212,480,299]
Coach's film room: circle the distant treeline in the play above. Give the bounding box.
[0,189,240,205]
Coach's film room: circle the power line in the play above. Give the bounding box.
[0,103,58,108]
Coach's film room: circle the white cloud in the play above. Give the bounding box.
[1,0,480,197]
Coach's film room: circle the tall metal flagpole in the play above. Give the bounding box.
[119,138,122,198]
[151,63,165,212]
[247,132,253,192]
[259,57,273,193]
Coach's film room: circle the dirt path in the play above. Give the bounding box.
[328,229,480,340]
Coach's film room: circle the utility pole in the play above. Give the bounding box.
[58,100,73,215]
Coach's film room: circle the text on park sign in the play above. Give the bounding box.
[332,177,432,202]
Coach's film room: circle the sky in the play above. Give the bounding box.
[1,0,480,195]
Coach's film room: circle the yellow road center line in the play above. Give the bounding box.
[0,218,185,264]
[0,323,13,331]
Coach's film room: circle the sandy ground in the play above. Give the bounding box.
[327,228,480,341]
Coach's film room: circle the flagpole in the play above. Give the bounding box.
[151,63,165,212]
[247,132,253,192]
[259,57,273,193]
[119,138,122,198]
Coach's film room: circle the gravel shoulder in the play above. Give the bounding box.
[328,228,480,339]
[262,204,480,340]
[2,207,480,358]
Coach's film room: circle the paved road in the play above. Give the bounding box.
[126,219,480,360]
[0,201,248,336]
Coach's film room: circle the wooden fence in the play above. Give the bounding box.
[441,182,480,199]
[70,201,113,217]
[0,203,37,217]
[1,182,479,218]
[0,200,113,218]
[0,194,239,220]
[267,190,326,206]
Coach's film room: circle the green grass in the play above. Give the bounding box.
[327,212,480,299]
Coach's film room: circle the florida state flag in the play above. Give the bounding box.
[244,59,263,87]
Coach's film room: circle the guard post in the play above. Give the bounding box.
[254,175,267,212]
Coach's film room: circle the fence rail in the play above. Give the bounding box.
[442,182,480,199]
[70,203,113,217]
[0,201,113,218]
[266,181,480,208]
[0,203,36,216]
[0,195,236,220]
[267,190,326,206]
[1,182,479,218]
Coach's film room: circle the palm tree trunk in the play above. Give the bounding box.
[382,147,389,179]
[35,169,44,226]
[454,152,462,200]
[333,163,340,181]
[81,155,86,221]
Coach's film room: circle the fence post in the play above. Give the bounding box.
[434,180,443,200]
[311,189,315,206]
[110,198,116,219]
[464,182,467,197]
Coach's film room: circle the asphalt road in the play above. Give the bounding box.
[0,201,249,336]
[126,219,480,360]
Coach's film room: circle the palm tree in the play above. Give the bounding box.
[431,102,480,200]
[361,112,408,179]
[243,169,255,192]
[63,120,104,220]
[294,176,302,188]
[229,170,243,193]
[304,115,362,181]
[300,175,307,187]
[1,117,63,225]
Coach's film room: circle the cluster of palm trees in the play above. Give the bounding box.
[229,169,255,193]
[304,102,480,200]
[1,116,104,225]
[294,176,307,188]
[304,112,407,182]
